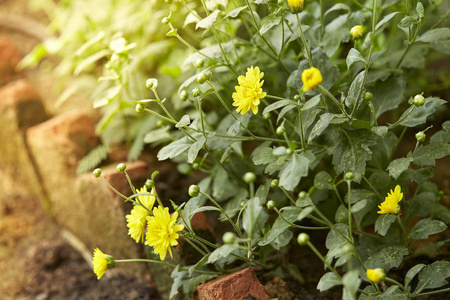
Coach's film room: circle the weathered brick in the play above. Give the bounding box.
[196,268,270,300]
[0,35,21,85]
[0,80,48,203]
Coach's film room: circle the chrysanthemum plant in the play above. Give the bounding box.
[92,0,450,298]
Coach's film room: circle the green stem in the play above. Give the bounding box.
[274,208,329,230]
[347,179,354,244]
[296,12,313,67]
[389,106,416,129]
[100,175,128,200]
[390,127,408,160]
[362,175,384,200]
[416,287,450,297]
[384,277,410,296]
[318,85,351,119]
[306,241,341,278]
[143,108,177,125]
[397,214,409,247]
[123,171,137,195]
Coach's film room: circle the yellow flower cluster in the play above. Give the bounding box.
[301,67,322,91]
[232,66,266,115]
[378,185,403,214]
[126,186,156,243]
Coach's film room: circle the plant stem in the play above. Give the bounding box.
[347,179,354,244]
[306,241,341,278]
[296,12,313,67]
[318,85,351,119]
[100,175,128,200]
[274,208,329,230]
[397,214,409,247]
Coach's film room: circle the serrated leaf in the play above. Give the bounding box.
[196,10,220,31]
[417,27,450,43]
[207,244,238,264]
[364,246,409,274]
[387,157,413,179]
[259,15,281,35]
[375,214,397,236]
[317,272,341,292]
[308,113,346,142]
[259,208,299,246]
[76,145,109,174]
[397,97,446,127]
[346,48,366,69]
[413,143,450,166]
[176,114,191,128]
[415,261,450,292]
[188,136,206,163]
[408,218,447,240]
[157,137,193,160]
[369,73,405,118]
[314,171,334,190]
[279,152,314,191]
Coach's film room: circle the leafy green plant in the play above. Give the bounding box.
[89,0,449,299]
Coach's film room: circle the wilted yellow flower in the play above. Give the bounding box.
[378,185,403,214]
[232,66,266,115]
[126,186,156,243]
[92,248,114,280]
[145,206,185,260]
[287,0,304,13]
[301,67,322,92]
[350,25,364,40]
[366,268,385,283]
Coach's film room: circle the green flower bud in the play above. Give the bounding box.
[297,233,310,245]
[415,131,426,142]
[344,172,355,181]
[188,185,200,197]
[145,179,155,189]
[157,119,164,128]
[413,94,425,107]
[266,200,276,210]
[135,103,145,113]
[270,179,279,188]
[276,126,286,136]
[195,58,204,68]
[350,25,364,40]
[116,163,127,173]
[240,200,247,208]
[243,172,256,184]
[197,73,208,84]
[162,17,171,25]
[222,232,237,244]
[286,148,294,156]
[364,92,373,101]
[293,94,301,101]
[263,112,271,120]
[179,90,188,101]
[298,191,307,199]
[146,78,158,89]
[192,163,200,170]
[191,87,202,98]
[93,168,102,178]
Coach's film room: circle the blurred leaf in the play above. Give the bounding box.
[188,136,206,163]
[408,218,447,240]
[314,171,334,190]
[317,272,341,292]
[346,48,366,69]
[157,137,193,160]
[375,12,400,32]
[176,114,191,128]
[414,261,450,293]
[260,14,282,35]
[363,246,409,274]
[413,143,450,167]
[342,270,361,300]
[196,10,221,31]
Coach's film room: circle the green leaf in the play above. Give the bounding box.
[346,48,366,69]
[415,261,450,292]
[314,171,334,190]
[188,206,221,219]
[405,264,425,288]
[301,95,321,111]
[408,218,447,240]
[225,6,247,19]
[324,3,351,18]
[413,143,450,166]
[404,192,437,220]
[188,136,206,163]
[398,16,419,28]
[74,49,110,76]
[417,27,450,43]
[375,214,397,236]
[279,152,314,191]
[369,73,405,118]
[375,12,400,32]
[176,114,191,128]
[397,97,446,127]
[259,208,299,246]
[196,10,220,31]
[317,272,341,292]
[265,156,287,175]
[170,266,209,299]
[308,113,346,142]
[342,270,361,300]
[345,70,365,108]
[364,246,409,274]
[157,137,193,160]
[416,2,424,15]
[332,129,376,182]
[76,145,109,174]
[242,197,262,240]
[387,157,413,179]
[207,244,239,263]
[213,167,238,201]
[263,99,298,114]
[143,126,171,144]
[259,14,281,35]
[252,143,277,165]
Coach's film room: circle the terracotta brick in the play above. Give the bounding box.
[0,80,48,202]
[0,35,21,84]
[196,268,270,300]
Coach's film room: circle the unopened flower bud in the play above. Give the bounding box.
[145,179,155,189]
[293,94,301,101]
[93,168,102,178]
[413,94,425,107]
[179,90,188,101]
[197,73,208,84]
[297,233,310,245]
[415,131,426,142]
[287,0,304,14]
[135,103,145,113]
[366,268,385,283]
[188,185,200,197]
[298,191,307,199]
[146,78,158,89]
[286,148,294,156]
[270,179,279,188]
[364,92,373,101]
[266,200,276,210]
[263,112,271,120]
[195,58,204,68]
[350,25,364,40]
[276,126,286,136]
[116,163,127,173]
[344,172,355,181]
[191,87,202,98]
[243,172,256,184]
[162,17,171,25]
[222,232,236,244]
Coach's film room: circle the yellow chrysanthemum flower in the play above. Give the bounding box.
[126,186,156,243]
[377,185,403,214]
[287,0,304,13]
[92,248,114,280]
[366,268,385,283]
[301,67,323,92]
[350,25,364,40]
[145,206,185,260]
[232,66,267,115]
